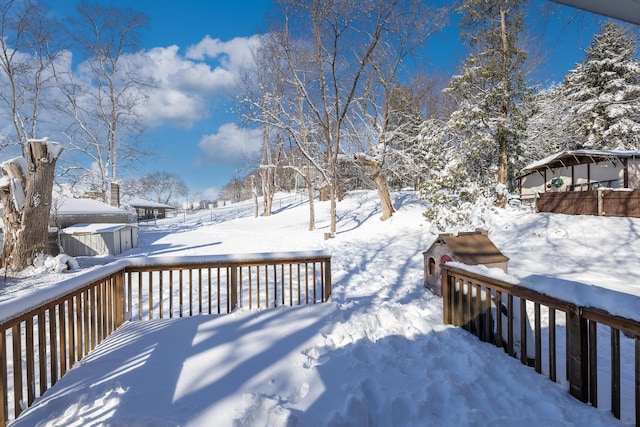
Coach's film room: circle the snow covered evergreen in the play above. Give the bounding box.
[561,22,640,150]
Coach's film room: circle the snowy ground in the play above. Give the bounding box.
[4,190,640,426]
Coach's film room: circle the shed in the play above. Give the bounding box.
[423,230,509,296]
[59,223,138,257]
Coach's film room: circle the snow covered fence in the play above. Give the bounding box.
[0,269,126,427]
[442,263,640,424]
[0,250,332,427]
[123,251,332,320]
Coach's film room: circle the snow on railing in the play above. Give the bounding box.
[0,250,332,427]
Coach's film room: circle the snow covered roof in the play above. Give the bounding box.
[127,198,175,209]
[521,150,640,175]
[60,223,137,235]
[55,197,129,215]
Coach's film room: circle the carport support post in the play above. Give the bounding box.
[567,308,589,402]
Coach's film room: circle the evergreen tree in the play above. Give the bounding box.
[443,0,532,206]
[561,22,640,150]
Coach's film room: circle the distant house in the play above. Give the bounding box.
[127,198,175,220]
[519,150,640,207]
[52,197,133,229]
[423,230,509,296]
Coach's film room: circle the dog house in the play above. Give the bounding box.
[423,230,509,296]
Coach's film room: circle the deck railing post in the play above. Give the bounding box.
[567,308,589,402]
[323,258,332,301]
[115,273,125,328]
[230,264,238,311]
[0,330,7,427]
[442,267,452,325]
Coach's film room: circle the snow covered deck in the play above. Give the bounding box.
[10,304,334,426]
[10,296,627,426]
[2,191,637,425]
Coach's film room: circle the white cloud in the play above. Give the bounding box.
[186,35,262,70]
[197,123,262,165]
[134,35,262,128]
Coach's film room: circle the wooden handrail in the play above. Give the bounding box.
[0,251,331,427]
[442,263,640,424]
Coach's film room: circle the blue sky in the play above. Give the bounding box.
[41,1,607,202]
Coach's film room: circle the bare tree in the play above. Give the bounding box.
[0,1,67,271]
[218,177,252,204]
[254,39,281,217]
[56,0,150,202]
[242,29,329,230]
[251,0,419,235]
[349,1,447,220]
[136,171,188,205]
[118,171,189,207]
[0,0,61,156]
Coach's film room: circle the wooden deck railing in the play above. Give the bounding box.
[0,251,331,427]
[442,264,640,424]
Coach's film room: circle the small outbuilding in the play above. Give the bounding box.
[59,223,138,257]
[423,230,509,296]
[127,198,175,220]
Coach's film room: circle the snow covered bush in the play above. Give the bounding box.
[33,253,80,273]
[420,160,495,233]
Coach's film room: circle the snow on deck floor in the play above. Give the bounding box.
[6,191,637,425]
[10,300,622,427]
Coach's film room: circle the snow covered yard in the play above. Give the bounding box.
[3,191,639,426]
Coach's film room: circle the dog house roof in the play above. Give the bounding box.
[425,231,509,266]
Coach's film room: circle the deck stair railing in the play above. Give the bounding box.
[0,250,331,427]
[442,263,640,424]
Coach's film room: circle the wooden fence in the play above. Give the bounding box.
[0,251,332,427]
[538,189,640,218]
[442,264,640,424]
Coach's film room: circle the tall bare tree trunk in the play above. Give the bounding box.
[496,2,509,207]
[306,160,315,231]
[0,139,62,271]
[261,167,274,217]
[261,124,274,217]
[251,176,259,218]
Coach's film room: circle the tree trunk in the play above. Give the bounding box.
[306,161,315,231]
[496,2,509,208]
[251,177,259,218]
[261,167,274,217]
[330,187,337,236]
[0,139,62,271]
[354,154,396,221]
[374,172,396,221]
